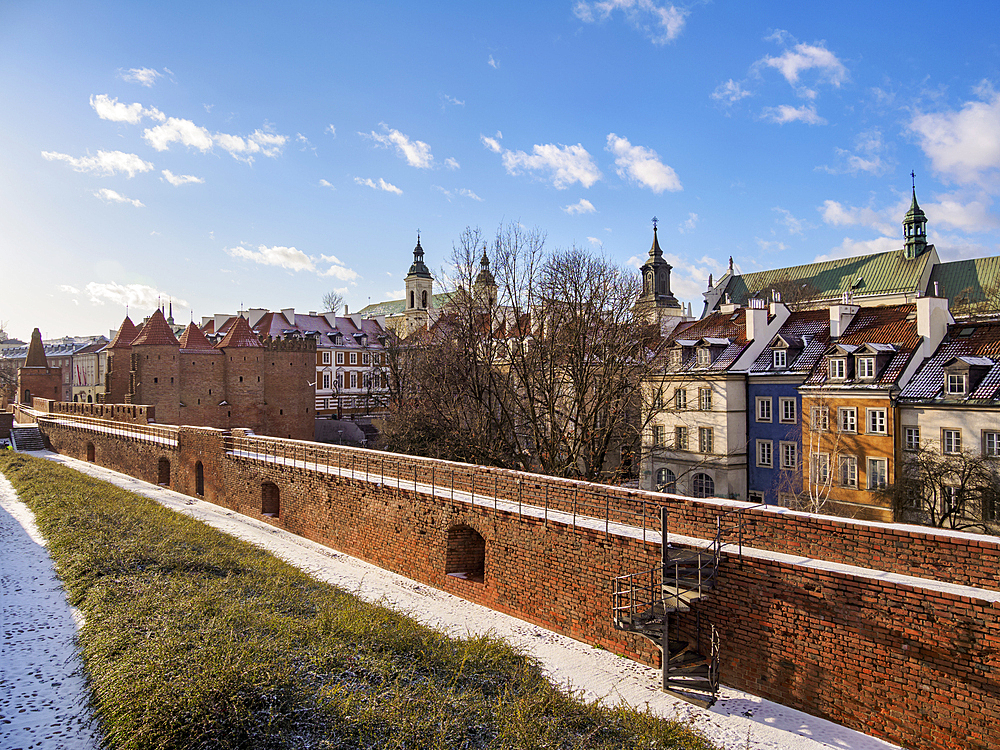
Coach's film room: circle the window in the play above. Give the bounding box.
[373,353,381,365]
[675,426,688,450]
[985,431,1000,457]
[692,473,715,498]
[780,441,797,470]
[675,389,687,409]
[350,352,358,365]
[362,352,371,365]
[652,425,666,446]
[811,406,829,431]
[943,429,962,454]
[904,427,920,451]
[350,371,357,388]
[942,485,961,513]
[322,372,331,390]
[757,440,773,468]
[779,398,796,423]
[699,427,713,453]
[652,389,664,409]
[321,351,331,365]
[811,452,830,484]
[656,468,677,492]
[699,388,712,410]
[669,349,681,368]
[867,408,887,434]
[756,397,772,422]
[773,349,787,369]
[336,352,344,365]
[946,373,967,395]
[857,357,875,379]
[336,372,344,388]
[839,455,858,487]
[867,458,887,489]
[839,407,857,433]
[829,359,846,379]
[697,348,710,366]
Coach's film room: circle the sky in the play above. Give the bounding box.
[2,1,1000,341]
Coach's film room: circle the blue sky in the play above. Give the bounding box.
[3,1,1000,340]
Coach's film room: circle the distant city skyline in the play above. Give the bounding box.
[2,1,999,339]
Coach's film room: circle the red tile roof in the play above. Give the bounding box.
[899,321,1000,402]
[178,322,215,350]
[216,315,262,348]
[131,309,179,347]
[665,308,750,371]
[109,316,139,349]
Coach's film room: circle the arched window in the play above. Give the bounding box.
[410,290,415,308]
[23,389,31,403]
[195,461,204,496]
[261,482,280,517]
[445,525,485,583]
[421,289,428,308]
[656,467,676,493]
[157,458,171,487]
[86,443,95,462]
[692,473,715,498]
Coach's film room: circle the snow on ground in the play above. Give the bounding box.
[3,449,902,750]
[0,471,101,750]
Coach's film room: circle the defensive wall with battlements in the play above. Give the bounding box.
[27,409,1000,750]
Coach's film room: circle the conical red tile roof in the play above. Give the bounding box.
[109,316,139,349]
[178,322,215,350]
[216,315,262,348]
[131,309,179,347]
[24,328,48,368]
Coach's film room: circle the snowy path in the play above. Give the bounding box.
[5,450,901,750]
[0,471,101,750]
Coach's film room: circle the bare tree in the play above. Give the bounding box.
[877,444,1000,533]
[322,290,345,315]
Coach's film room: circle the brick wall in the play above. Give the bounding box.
[35,416,1000,750]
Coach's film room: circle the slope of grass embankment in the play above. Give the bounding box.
[0,451,717,750]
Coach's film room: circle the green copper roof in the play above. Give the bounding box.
[357,291,454,318]
[928,256,1000,316]
[722,248,932,306]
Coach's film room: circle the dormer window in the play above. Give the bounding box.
[829,358,846,380]
[773,349,787,369]
[697,348,711,366]
[669,349,682,369]
[946,373,967,395]
[857,357,875,379]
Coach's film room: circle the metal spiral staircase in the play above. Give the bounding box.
[612,508,723,708]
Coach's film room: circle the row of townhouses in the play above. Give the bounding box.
[642,191,1000,523]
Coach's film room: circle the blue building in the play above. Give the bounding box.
[745,309,830,504]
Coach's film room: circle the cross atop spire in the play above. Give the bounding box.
[651,216,658,230]
[911,170,916,190]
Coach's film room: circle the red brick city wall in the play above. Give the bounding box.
[34,418,1000,750]
[50,402,156,424]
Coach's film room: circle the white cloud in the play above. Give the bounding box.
[908,85,1000,187]
[587,236,602,246]
[606,133,681,192]
[819,200,896,235]
[488,139,601,189]
[325,124,337,138]
[144,117,214,152]
[444,157,460,170]
[759,41,848,92]
[574,0,688,45]
[213,129,288,162]
[760,104,826,125]
[85,281,188,308]
[354,177,403,195]
[821,129,890,176]
[563,198,596,215]
[711,79,752,104]
[225,245,359,280]
[814,236,898,262]
[59,284,81,295]
[458,188,482,201]
[755,238,788,252]
[362,124,434,168]
[924,194,999,233]
[41,149,154,178]
[442,94,465,107]
[90,94,164,124]
[161,169,203,186]
[488,55,499,69]
[94,188,144,207]
[773,207,807,235]
[678,212,698,232]
[319,179,335,189]
[119,67,162,87]
[296,133,316,153]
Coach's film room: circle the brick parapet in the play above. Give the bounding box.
[33,416,1000,750]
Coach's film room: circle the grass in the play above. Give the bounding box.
[0,451,718,750]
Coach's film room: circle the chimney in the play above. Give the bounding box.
[745,298,768,341]
[344,304,349,315]
[917,294,951,357]
[281,308,295,325]
[829,295,860,339]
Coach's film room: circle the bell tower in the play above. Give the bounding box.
[635,217,682,321]
[903,172,928,260]
[403,232,434,334]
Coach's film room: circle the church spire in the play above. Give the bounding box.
[903,171,927,259]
